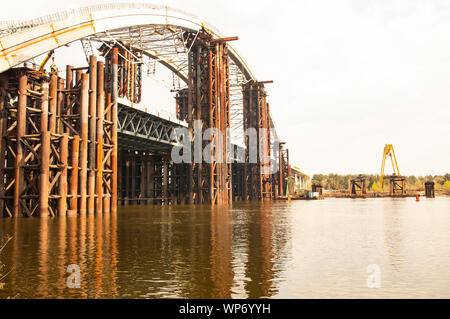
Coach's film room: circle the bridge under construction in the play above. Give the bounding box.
[0,3,294,217]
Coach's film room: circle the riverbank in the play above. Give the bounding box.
[322,190,450,198]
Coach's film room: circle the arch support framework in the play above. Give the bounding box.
[0,4,294,215]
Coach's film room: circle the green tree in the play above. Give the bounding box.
[444,181,450,195]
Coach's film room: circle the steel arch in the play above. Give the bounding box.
[0,2,280,143]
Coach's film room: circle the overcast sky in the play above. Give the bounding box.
[2,0,450,176]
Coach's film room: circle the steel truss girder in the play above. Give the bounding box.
[117,103,183,147]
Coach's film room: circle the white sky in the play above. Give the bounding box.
[2,0,450,176]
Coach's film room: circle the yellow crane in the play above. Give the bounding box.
[379,144,400,191]
[38,50,56,74]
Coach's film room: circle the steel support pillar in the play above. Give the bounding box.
[186,30,232,205]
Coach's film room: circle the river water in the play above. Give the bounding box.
[0,197,449,299]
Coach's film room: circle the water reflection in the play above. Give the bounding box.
[0,213,119,298]
[210,207,233,298]
[3,198,448,298]
[382,199,405,272]
[0,201,293,298]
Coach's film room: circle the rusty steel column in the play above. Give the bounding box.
[0,76,7,216]
[65,66,73,135]
[69,135,80,215]
[162,159,168,205]
[257,87,263,200]
[41,81,49,132]
[147,157,154,204]
[96,61,104,213]
[88,56,97,215]
[39,81,50,217]
[140,156,147,205]
[79,73,89,215]
[223,43,232,204]
[40,131,50,217]
[104,92,112,213]
[185,33,235,205]
[116,148,122,207]
[242,85,249,201]
[58,133,69,216]
[279,144,283,197]
[130,58,135,106]
[57,78,64,134]
[247,84,254,200]
[187,49,194,204]
[131,156,136,204]
[125,158,130,205]
[111,47,119,213]
[49,75,58,133]
[75,70,82,85]
[14,72,27,217]
[287,148,292,196]
[195,46,203,205]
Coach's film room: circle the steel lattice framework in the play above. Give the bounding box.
[0,3,292,214]
[117,103,184,152]
[0,2,280,144]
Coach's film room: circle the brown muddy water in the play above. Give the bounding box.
[0,197,449,299]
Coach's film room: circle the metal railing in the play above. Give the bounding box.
[0,2,198,35]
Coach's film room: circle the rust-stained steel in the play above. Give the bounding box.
[278,143,284,198]
[425,181,435,198]
[125,155,130,205]
[146,157,154,204]
[242,81,273,200]
[56,78,64,134]
[350,175,367,197]
[96,61,104,213]
[49,75,58,133]
[0,76,8,216]
[271,141,290,198]
[79,73,89,215]
[110,47,119,213]
[211,36,239,43]
[103,91,112,214]
[40,131,50,217]
[389,175,406,197]
[185,30,232,205]
[69,135,80,215]
[100,44,142,105]
[140,155,147,205]
[59,133,69,216]
[14,72,27,217]
[131,156,136,204]
[0,28,284,217]
[88,55,97,214]
[0,53,187,217]
[162,159,168,205]
[39,82,50,217]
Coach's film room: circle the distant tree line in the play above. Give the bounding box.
[311,173,450,193]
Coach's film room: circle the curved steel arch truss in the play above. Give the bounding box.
[0,2,279,143]
[0,3,254,82]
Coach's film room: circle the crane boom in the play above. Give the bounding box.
[38,50,55,73]
[379,144,400,191]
